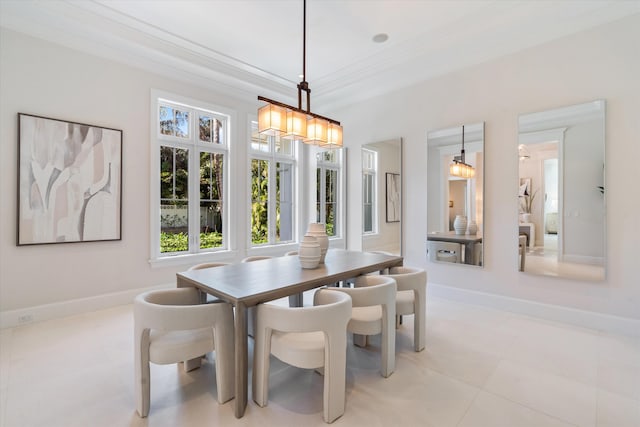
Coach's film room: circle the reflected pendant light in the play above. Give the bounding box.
[450,125,476,178]
[257,0,342,148]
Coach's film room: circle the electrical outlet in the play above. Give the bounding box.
[18,314,33,324]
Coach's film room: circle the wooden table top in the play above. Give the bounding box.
[176,249,403,306]
[427,231,483,244]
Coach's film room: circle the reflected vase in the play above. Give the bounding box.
[467,220,478,235]
[307,222,329,263]
[453,215,467,235]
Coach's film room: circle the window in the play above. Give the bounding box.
[153,95,230,259]
[362,148,377,234]
[250,121,296,246]
[316,150,342,237]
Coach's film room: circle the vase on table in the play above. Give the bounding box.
[298,235,321,269]
[467,220,478,235]
[307,222,329,263]
[453,215,467,235]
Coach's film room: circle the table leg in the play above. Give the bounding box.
[234,303,248,418]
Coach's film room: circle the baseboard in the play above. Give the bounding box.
[0,283,173,329]
[428,283,640,338]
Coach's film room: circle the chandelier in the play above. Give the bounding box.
[257,0,342,148]
[449,125,475,178]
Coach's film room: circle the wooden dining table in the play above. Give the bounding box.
[176,249,403,418]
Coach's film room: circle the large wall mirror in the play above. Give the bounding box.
[517,100,605,281]
[427,123,484,267]
[362,138,402,255]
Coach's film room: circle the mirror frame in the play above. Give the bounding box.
[361,138,403,256]
[517,100,606,281]
[427,122,485,268]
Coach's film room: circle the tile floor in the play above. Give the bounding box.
[1,297,638,427]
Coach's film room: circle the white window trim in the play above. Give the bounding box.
[149,89,237,267]
[247,118,298,248]
[316,148,345,242]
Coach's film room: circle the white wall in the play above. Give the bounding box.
[0,28,306,317]
[342,14,640,321]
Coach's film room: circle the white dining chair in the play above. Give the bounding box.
[241,255,273,263]
[428,241,462,263]
[325,275,397,377]
[134,287,234,417]
[252,289,352,423]
[382,266,427,352]
[187,262,230,303]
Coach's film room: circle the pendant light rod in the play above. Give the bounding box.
[460,125,466,163]
[297,0,311,112]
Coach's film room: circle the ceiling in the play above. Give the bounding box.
[1,1,638,111]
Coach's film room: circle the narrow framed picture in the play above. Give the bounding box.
[17,113,123,245]
[385,172,401,223]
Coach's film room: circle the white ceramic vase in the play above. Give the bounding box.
[467,220,478,235]
[307,222,329,263]
[453,215,467,235]
[298,234,321,269]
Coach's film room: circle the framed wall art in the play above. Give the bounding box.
[17,113,122,245]
[385,172,401,223]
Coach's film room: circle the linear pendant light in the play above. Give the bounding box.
[449,125,476,178]
[257,0,342,148]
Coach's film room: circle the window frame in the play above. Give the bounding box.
[248,119,298,248]
[316,149,344,239]
[149,90,236,266]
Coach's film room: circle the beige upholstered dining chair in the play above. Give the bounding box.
[325,275,397,377]
[382,266,427,352]
[241,255,273,263]
[187,262,230,303]
[134,287,234,417]
[252,289,352,423]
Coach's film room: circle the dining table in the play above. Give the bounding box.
[176,249,404,418]
[427,231,483,264]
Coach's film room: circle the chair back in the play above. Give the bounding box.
[188,262,230,270]
[134,288,232,333]
[330,275,396,308]
[385,266,427,292]
[242,256,273,263]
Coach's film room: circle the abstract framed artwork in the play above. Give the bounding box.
[385,172,401,223]
[17,113,123,245]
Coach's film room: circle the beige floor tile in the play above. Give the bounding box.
[458,390,575,427]
[596,389,640,427]
[485,359,598,427]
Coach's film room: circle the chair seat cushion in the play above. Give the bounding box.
[348,305,382,336]
[271,330,325,369]
[396,290,415,316]
[149,328,214,364]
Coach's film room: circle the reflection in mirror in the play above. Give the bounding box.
[361,138,402,256]
[427,123,484,267]
[518,100,605,281]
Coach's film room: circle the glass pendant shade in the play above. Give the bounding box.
[283,110,308,141]
[258,103,287,136]
[320,122,343,148]
[305,117,328,145]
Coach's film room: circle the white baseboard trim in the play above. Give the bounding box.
[0,283,173,329]
[428,283,640,338]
